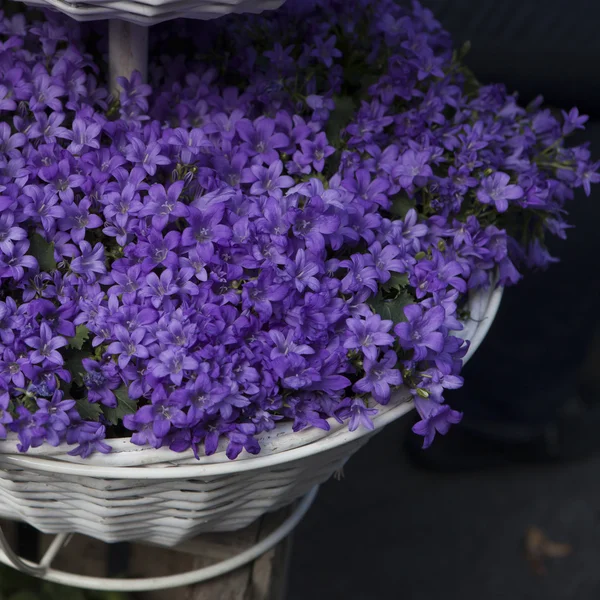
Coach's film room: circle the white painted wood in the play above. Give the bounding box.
[109,20,149,97]
[9,0,286,25]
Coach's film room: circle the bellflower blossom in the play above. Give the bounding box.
[0,0,596,458]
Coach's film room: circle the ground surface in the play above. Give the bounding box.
[289,421,600,600]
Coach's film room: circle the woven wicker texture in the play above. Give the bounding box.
[9,0,285,25]
[0,286,502,547]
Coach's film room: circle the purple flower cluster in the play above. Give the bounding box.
[0,1,596,458]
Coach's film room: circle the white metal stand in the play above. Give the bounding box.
[108,20,149,97]
[0,487,318,591]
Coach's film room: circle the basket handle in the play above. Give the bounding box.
[0,525,71,578]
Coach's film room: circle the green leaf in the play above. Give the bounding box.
[40,582,87,600]
[326,95,356,141]
[8,593,41,600]
[29,233,57,272]
[0,564,37,595]
[459,40,472,60]
[390,194,416,218]
[369,291,414,325]
[75,397,103,421]
[91,593,131,600]
[102,386,137,426]
[358,74,381,97]
[461,64,480,97]
[68,325,90,351]
[382,272,409,294]
[63,349,91,386]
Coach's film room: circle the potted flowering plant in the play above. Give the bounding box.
[0,0,596,554]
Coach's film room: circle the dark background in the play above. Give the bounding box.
[426,0,600,113]
[289,2,600,599]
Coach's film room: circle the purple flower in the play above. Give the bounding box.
[117,71,152,112]
[248,160,295,197]
[292,196,340,253]
[344,314,394,360]
[0,122,26,157]
[576,159,600,197]
[394,305,445,361]
[299,132,335,172]
[139,181,188,231]
[285,249,320,292]
[82,358,121,407]
[170,373,230,424]
[561,107,588,136]
[0,298,22,345]
[0,390,13,440]
[29,73,63,112]
[369,242,406,283]
[149,349,199,386]
[310,35,342,68]
[181,204,232,249]
[125,138,170,176]
[38,158,82,203]
[29,298,76,338]
[421,366,463,403]
[392,150,433,188]
[190,418,234,456]
[272,354,321,390]
[242,270,289,320]
[226,423,261,459]
[60,199,102,243]
[138,230,181,271]
[269,329,315,359]
[180,245,214,281]
[29,112,70,143]
[167,127,211,163]
[36,390,75,447]
[476,172,524,212]
[353,350,402,403]
[106,326,150,368]
[22,186,65,232]
[67,422,112,458]
[25,322,68,366]
[236,118,289,164]
[140,270,180,308]
[340,254,379,294]
[130,395,187,439]
[108,264,144,300]
[0,349,28,387]
[13,406,46,453]
[412,398,462,448]
[344,169,390,207]
[123,408,160,448]
[71,242,106,282]
[0,0,593,459]
[0,85,16,111]
[0,212,26,253]
[339,398,379,432]
[65,118,101,154]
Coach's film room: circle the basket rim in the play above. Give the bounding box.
[0,286,503,479]
[16,0,287,26]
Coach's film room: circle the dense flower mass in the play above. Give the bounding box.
[0,0,597,459]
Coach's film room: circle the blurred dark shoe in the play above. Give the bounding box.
[406,317,600,472]
[404,390,600,472]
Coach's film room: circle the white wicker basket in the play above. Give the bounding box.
[11,0,285,25]
[0,286,503,549]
